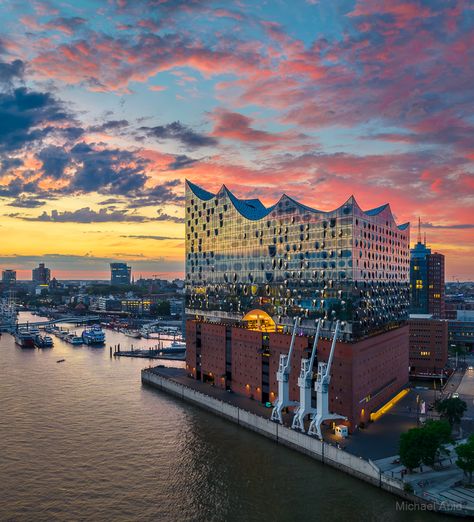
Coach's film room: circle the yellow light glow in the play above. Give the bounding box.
[370,389,409,421]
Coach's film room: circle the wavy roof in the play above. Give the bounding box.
[186,180,409,230]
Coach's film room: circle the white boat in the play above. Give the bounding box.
[66,333,83,345]
[123,329,141,339]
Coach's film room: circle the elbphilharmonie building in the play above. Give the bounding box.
[185,180,411,430]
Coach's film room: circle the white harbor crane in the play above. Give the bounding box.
[270,317,299,424]
[308,320,347,439]
[291,319,321,432]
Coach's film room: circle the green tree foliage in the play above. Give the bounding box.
[399,420,452,471]
[420,420,452,467]
[150,300,170,317]
[400,429,424,471]
[435,397,467,427]
[456,435,474,484]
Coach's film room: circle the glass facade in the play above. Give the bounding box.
[409,242,431,315]
[185,181,410,340]
[110,263,131,286]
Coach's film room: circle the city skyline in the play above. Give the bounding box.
[0,0,473,280]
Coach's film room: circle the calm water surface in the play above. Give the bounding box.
[0,313,446,521]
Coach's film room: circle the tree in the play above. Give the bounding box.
[399,420,452,471]
[420,420,452,467]
[400,428,424,471]
[435,397,467,427]
[456,435,474,484]
[150,300,170,317]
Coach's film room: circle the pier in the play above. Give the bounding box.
[111,343,185,361]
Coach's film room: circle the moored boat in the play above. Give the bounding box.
[81,325,105,345]
[14,330,35,348]
[35,334,54,348]
[66,333,83,345]
[122,329,141,339]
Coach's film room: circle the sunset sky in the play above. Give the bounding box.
[0,0,473,280]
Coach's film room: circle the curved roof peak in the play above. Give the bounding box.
[186,180,409,230]
[364,203,390,216]
[186,179,214,200]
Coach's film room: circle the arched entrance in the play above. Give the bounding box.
[242,309,277,332]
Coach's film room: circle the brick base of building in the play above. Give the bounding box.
[185,320,409,431]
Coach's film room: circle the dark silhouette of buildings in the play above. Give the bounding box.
[32,263,51,285]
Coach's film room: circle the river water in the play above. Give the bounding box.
[0,313,443,521]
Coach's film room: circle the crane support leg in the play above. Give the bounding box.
[271,318,299,424]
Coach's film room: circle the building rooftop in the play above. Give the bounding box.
[186,180,409,230]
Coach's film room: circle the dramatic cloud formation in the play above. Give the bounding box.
[22,208,154,223]
[139,122,218,149]
[0,0,472,279]
[6,196,46,208]
[0,86,71,153]
[166,154,200,170]
[0,59,25,86]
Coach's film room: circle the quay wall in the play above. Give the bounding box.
[141,369,472,518]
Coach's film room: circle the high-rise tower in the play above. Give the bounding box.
[409,219,445,318]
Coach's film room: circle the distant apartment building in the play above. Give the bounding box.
[409,221,445,318]
[97,297,122,312]
[172,278,185,289]
[2,269,16,289]
[408,315,448,376]
[32,263,51,285]
[169,298,184,316]
[427,253,445,318]
[448,310,474,352]
[110,263,131,286]
[445,299,474,320]
[121,298,151,314]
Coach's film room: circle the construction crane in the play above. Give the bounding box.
[308,320,347,439]
[271,317,298,424]
[291,319,321,432]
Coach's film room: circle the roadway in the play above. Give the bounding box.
[454,363,474,434]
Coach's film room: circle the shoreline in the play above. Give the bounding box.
[142,366,473,518]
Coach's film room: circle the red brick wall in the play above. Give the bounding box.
[350,326,409,426]
[185,319,197,378]
[409,319,448,373]
[200,322,227,389]
[187,320,409,431]
[315,336,354,426]
[231,328,262,401]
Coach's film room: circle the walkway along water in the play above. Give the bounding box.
[142,366,474,518]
